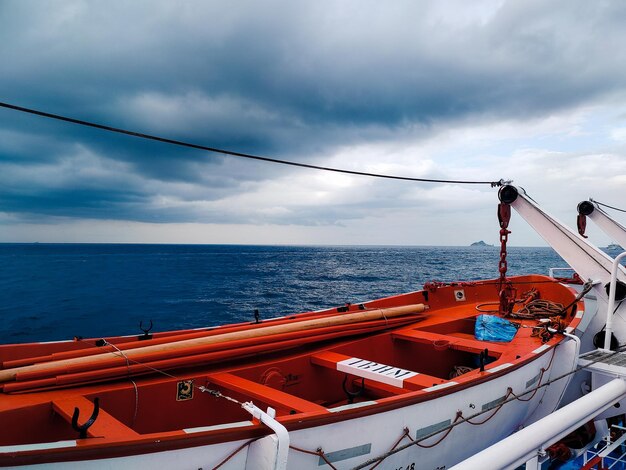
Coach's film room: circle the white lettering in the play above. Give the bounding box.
[337,357,419,388]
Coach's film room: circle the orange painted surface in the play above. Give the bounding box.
[0,275,585,465]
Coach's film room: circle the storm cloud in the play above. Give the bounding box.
[1,0,625,244]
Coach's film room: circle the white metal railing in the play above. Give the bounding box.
[449,378,626,470]
[582,425,626,469]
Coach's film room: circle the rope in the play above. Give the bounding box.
[449,365,474,378]
[591,199,626,214]
[0,101,504,187]
[352,341,615,470]
[508,384,540,403]
[81,338,180,380]
[476,280,593,320]
[289,446,337,470]
[379,308,389,327]
[77,337,213,426]
[211,436,262,470]
[416,412,464,448]
[99,340,140,425]
[464,399,507,426]
[515,299,564,318]
[508,347,558,403]
[290,445,338,469]
[198,387,245,406]
[367,428,413,470]
[464,350,558,425]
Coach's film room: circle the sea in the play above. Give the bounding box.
[2,242,625,468]
[0,243,576,345]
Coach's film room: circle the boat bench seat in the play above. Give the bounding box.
[392,329,507,356]
[53,396,140,439]
[310,351,446,391]
[206,372,327,414]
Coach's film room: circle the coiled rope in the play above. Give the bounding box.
[476,280,594,319]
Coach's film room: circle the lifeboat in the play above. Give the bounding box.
[0,275,584,469]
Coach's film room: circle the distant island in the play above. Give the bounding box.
[607,243,624,250]
[470,241,493,247]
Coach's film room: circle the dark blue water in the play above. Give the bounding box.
[0,244,572,344]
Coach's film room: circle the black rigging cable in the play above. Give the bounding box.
[0,101,504,187]
[592,199,626,214]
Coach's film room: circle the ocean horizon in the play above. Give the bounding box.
[0,241,565,248]
[2,243,619,345]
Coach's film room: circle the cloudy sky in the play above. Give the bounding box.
[1,0,625,246]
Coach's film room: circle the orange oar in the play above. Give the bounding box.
[3,317,420,392]
[2,307,353,368]
[12,316,415,383]
[0,304,427,384]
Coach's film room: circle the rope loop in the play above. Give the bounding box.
[289,445,338,469]
[367,427,413,470]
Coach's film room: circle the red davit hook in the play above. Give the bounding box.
[577,200,595,238]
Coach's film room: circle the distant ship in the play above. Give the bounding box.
[607,242,624,250]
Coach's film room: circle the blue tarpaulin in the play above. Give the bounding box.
[474,314,518,342]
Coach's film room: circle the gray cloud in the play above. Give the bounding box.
[1,0,626,229]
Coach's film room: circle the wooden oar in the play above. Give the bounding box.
[3,307,361,368]
[0,303,427,384]
[3,316,422,392]
[11,315,417,383]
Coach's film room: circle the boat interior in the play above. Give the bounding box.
[0,275,583,450]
